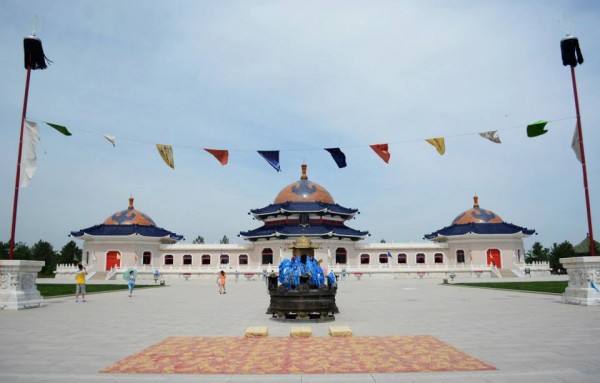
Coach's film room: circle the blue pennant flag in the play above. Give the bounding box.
[324,148,347,168]
[257,150,281,172]
[387,251,392,258]
[591,280,600,293]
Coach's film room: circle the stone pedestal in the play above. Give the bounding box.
[0,260,45,310]
[560,257,600,306]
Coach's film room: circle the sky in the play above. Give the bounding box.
[1,1,599,253]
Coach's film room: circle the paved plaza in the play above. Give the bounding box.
[1,275,599,383]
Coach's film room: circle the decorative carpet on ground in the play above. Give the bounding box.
[101,335,496,375]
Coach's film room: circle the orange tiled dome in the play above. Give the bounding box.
[451,196,504,225]
[274,164,335,204]
[103,198,157,226]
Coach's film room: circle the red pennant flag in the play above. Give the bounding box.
[204,149,229,165]
[370,144,390,163]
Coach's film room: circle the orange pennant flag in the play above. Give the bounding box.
[204,149,229,165]
[370,143,390,163]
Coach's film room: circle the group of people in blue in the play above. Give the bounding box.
[278,253,336,289]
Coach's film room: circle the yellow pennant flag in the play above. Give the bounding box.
[156,144,175,169]
[426,137,445,155]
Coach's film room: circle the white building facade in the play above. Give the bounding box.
[58,165,548,281]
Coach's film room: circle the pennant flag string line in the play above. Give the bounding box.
[26,116,576,154]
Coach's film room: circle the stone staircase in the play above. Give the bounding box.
[498,269,517,278]
[89,271,109,280]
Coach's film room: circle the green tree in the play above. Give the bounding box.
[525,242,550,263]
[0,241,8,260]
[32,240,57,277]
[14,242,33,260]
[219,235,230,244]
[192,235,205,244]
[549,241,575,272]
[380,239,386,243]
[0,241,32,260]
[59,240,82,265]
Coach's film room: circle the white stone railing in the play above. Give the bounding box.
[54,261,552,280]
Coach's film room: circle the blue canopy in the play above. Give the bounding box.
[240,224,368,240]
[71,224,183,241]
[250,202,358,217]
[424,222,535,240]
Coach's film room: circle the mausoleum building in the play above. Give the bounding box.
[59,165,546,281]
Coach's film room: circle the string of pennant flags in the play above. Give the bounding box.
[19,117,581,183]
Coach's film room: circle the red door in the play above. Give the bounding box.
[486,249,501,268]
[106,251,121,271]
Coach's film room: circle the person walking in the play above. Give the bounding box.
[128,270,136,297]
[75,263,87,302]
[217,270,227,294]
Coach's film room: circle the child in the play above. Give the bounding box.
[75,263,87,302]
[128,270,136,297]
[217,270,226,294]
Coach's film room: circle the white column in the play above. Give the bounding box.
[561,257,600,306]
[0,260,45,310]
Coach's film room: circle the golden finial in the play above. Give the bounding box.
[128,197,134,210]
[301,163,308,180]
[473,195,479,208]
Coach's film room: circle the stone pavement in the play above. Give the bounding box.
[1,276,599,383]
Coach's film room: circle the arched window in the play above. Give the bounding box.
[360,254,370,264]
[456,250,465,263]
[239,254,248,265]
[201,254,211,265]
[220,254,229,265]
[335,248,347,264]
[397,253,407,264]
[416,253,425,264]
[434,253,444,264]
[183,254,192,265]
[143,251,152,265]
[262,248,273,265]
[164,254,174,265]
[379,253,389,264]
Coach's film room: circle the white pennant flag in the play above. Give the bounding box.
[20,120,41,187]
[479,130,501,144]
[571,124,582,163]
[279,248,283,258]
[104,135,116,147]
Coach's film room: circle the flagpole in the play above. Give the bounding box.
[8,35,50,260]
[561,35,595,256]
[8,65,32,260]
[569,65,595,256]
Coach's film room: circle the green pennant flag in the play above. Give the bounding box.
[45,122,72,136]
[526,120,548,138]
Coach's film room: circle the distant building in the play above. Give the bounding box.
[60,165,546,281]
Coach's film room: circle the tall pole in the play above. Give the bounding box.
[570,66,595,256]
[561,35,595,256]
[8,66,32,260]
[8,35,50,259]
